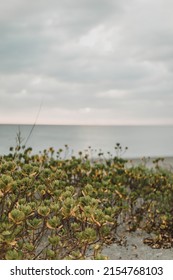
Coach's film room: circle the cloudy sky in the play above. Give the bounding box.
[0,0,173,125]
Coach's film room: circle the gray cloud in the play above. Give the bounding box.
[0,0,173,124]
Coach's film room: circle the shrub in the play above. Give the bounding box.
[0,146,173,259]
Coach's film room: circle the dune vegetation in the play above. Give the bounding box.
[0,142,173,259]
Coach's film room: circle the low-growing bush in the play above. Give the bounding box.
[0,145,173,259]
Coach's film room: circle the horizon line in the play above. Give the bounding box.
[0,123,173,126]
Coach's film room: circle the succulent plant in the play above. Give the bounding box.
[0,144,173,259]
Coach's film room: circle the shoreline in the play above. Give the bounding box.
[90,155,173,171]
[124,156,173,171]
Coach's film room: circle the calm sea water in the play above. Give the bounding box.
[0,124,173,158]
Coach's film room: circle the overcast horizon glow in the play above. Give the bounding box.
[0,0,173,125]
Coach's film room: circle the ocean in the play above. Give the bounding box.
[0,124,173,159]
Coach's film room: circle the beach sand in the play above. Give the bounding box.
[102,229,173,260]
[125,156,173,169]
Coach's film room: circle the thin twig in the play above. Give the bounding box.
[24,98,43,146]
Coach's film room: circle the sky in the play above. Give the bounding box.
[0,0,173,125]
